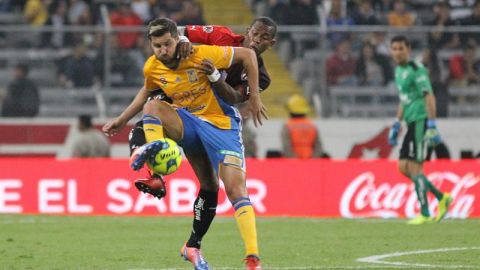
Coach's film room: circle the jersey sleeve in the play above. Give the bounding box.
[415,67,433,94]
[186,25,239,46]
[200,45,234,70]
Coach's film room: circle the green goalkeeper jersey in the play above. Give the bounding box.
[394,61,433,123]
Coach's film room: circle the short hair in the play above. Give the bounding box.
[147,17,178,39]
[250,16,277,38]
[79,114,92,129]
[391,35,410,47]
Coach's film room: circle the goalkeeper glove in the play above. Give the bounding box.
[388,120,401,146]
[424,119,442,146]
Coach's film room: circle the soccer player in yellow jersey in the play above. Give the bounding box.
[103,18,266,270]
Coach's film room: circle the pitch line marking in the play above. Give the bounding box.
[357,246,480,268]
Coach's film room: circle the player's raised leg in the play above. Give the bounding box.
[130,99,183,170]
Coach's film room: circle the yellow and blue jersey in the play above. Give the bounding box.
[143,45,239,130]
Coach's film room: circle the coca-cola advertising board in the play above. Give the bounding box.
[0,158,479,218]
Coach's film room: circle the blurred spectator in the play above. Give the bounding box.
[281,94,325,159]
[177,1,205,26]
[59,44,95,88]
[131,0,151,23]
[68,0,88,25]
[369,31,390,56]
[110,3,143,49]
[71,114,110,157]
[327,0,354,46]
[448,45,480,86]
[449,0,477,20]
[95,35,141,86]
[326,39,357,85]
[237,103,257,158]
[421,48,449,117]
[23,0,48,26]
[355,42,393,86]
[41,0,72,48]
[152,0,184,20]
[265,0,287,24]
[1,63,39,117]
[427,1,461,50]
[282,0,319,25]
[352,0,381,25]
[387,0,415,27]
[460,0,480,47]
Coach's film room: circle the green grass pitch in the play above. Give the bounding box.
[1,215,479,269]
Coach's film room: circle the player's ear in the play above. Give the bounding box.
[269,38,276,48]
[246,27,251,35]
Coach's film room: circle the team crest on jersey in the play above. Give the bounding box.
[186,69,198,83]
[202,26,213,33]
[175,76,181,83]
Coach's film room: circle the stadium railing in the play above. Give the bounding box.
[0,23,479,119]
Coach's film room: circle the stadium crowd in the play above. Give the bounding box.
[0,0,479,118]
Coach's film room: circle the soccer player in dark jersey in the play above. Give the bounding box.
[388,35,452,225]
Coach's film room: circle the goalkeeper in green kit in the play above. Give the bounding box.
[388,35,452,225]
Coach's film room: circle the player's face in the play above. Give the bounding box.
[390,41,410,65]
[245,22,276,55]
[150,33,178,63]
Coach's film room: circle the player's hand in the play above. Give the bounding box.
[197,59,215,75]
[424,119,442,146]
[388,121,401,146]
[177,38,193,59]
[102,117,127,136]
[248,94,268,127]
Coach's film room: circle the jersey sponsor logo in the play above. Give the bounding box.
[186,69,199,83]
[202,25,213,33]
[170,86,207,103]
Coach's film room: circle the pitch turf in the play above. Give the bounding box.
[1,215,479,270]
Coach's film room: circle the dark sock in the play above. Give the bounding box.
[412,174,430,217]
[186,189,218,249]
[420,174,443,200]
[128,120,146,156]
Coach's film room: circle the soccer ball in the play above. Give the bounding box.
[146,138,182,175]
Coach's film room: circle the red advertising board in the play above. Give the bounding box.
[0,158,479,218]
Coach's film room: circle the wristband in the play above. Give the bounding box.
[207,68,221,82]
[178,35,190,43]
[427,119,436,128]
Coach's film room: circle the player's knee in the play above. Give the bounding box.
[143,99,170,115]
[225,185,248,202]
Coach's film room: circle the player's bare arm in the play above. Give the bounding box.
[232,47,268,126]
[425,92,437,119]
[102,86,150,136]
[196,59,243,105]
[396,104,404,121]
